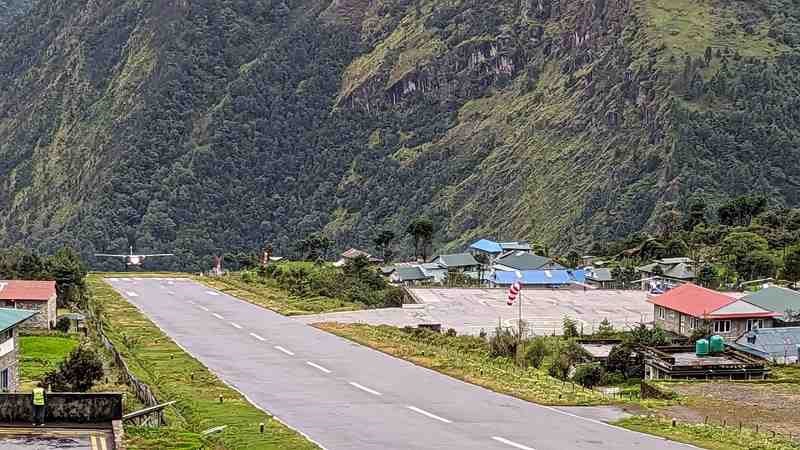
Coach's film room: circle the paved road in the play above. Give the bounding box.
[106,278,693,450]
[0,428,112,449]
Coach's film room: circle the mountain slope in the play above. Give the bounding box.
[1,0,799,269]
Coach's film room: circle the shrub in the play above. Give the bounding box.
[562,316,579,339]
[521,337,549,369]
[572,363,605,388]
[489,326,518,359]
[606,343,642,379]
[445,328,457,337]
[596,318,615,338]
[548,353,572,380]
[42,345,104,392]
[55,316,71,333]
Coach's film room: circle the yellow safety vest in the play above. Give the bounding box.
[33,388,45,406]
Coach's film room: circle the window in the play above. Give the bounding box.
[1,369,8,392]
[0,329,10,344]
[713,320,731,333]
[747,319,764,331]
[657,306,666,320]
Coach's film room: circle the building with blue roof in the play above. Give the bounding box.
[469,239,504,254]
[493,269,586,288]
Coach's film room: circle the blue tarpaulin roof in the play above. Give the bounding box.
[469,239,503,253]
[494,269,586,286]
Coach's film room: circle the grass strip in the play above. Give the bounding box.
[87,274,319,450]
[19,335,79,389]
[315,322,610,406]
[197,274,361,315]
[617,416,800,450]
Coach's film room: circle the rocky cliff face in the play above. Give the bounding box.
[0,0,31,28]
[1,0,799,267]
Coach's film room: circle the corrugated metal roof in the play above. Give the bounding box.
[710,300,779,319]
[742,287,800,319]
[494,269,585,285]
[0,308,37,332]
[648,284,736,317]
[500,242,532,251]
[0,280,56,301]
[495,253,561,271]
[394,266,432,281]
[586,268,614,282]
[734,327,800,359]
[469,239,503,253]
[432,253,479,268]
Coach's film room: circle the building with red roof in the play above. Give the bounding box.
[0,280,57,329]
[648,284,780,339]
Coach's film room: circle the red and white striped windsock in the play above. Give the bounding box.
[507,281,521,306]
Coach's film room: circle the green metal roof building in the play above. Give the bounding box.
[0,307,37,392]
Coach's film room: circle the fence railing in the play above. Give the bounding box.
[86,307,165,427]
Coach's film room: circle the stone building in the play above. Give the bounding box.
[649,284,780,340]
[0,280,57,329]
[0,308,37,392]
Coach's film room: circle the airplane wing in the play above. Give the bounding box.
[140,254,175,257]
[95,254,127,257]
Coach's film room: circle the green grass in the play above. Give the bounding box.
[198,273,362,316]
[19,335,79,389]
[617,416,800,450]
[87,274,318,450]
[316,323,610,406]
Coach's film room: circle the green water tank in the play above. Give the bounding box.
[709,335,725,353]
[696,339,710,356]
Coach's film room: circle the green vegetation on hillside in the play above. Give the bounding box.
[19,335,79,390]
[2,0,800,267]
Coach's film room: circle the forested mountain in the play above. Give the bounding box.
[1,0,799,270]
[0,0,30,27]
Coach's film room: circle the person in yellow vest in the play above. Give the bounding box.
[32,387,46,426]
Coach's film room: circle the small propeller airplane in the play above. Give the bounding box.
[95,246,174,270]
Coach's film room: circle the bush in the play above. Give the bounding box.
[548,353,572,380]
[521,337,549,369]
[489,326,518,359]
[572,363,605,388]
[54,316,71,333]
[562,316,579,338]
[445,328,457,337]
[596,318,614,338]
[42,345,104,392]
[606,343,642,379]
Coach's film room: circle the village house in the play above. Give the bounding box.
[468,239,532,264]
[333,248,384,267]
[649,284,780,340]
[493,269,586,289]
[0,280,57,329]
[739,286,800,326]
[0,308,37,392]
[493,252,564,272]
[585,267,614,289]
[732,327,800,364]
[389,266,433,286]
[636,257,695,287]
[429,253,480,273]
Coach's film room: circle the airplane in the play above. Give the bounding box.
[95,246,174,269]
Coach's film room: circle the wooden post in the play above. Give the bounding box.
[219,395,223,404]
[755,424,758,433]
[739,422,742,433]
[671,419,676,427]
[704,416,708,425]
[260,423,265,433]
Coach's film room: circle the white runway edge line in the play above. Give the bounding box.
[348,382,382,396]
[274,345,295,356]
[126,292,139,297]
[406,406,452,424]
[306,361,332,374]
[198,305,209,312]
[249,332,266,342]
[205,291,221,296]
[491,437,537,450]
[230,322,243,329]
[212,313,225,320]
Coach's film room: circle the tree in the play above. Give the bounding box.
[564,250,581,269]
[628,323,667,347]
[406,217,434,261]
[372,229,396,262]
[521,337,549,369]
[297,233,333,261]
[739,251,777,280]
[606,343,639,378]
[683,197,708,231]
[473,252,490,286]
[596,318,615,338]
[42,346,104,392]
[721,231,770,276]
[562,316,579,339]
[783,247,800,283]
[696,264,720,288]
[718,195,768,227]
[664,239,689,258]
[572,363,605,388]
[47,247,87,308]
[343,255,371,281]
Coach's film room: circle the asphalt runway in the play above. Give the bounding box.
[106,277,694,450]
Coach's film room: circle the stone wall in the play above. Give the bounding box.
[13,299,53,329]
[0,393,123,423]
[0,328,20,392]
